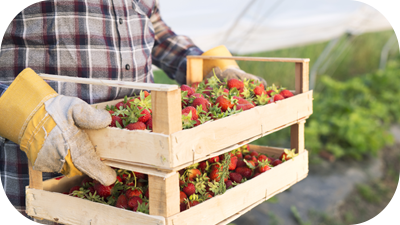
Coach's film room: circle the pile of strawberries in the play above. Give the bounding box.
[64,146,297,213]
[107,76,294,131]
[178,145,298,211]
[66,168,150,213]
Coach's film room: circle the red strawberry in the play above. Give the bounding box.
[271,159,282,166]
[69,186,81,194]
[182,183,196,197]
[229,172,242,183]
[126,188,142,199]
[116,194,129,209]
[115,101,126,109]
[280,149,298,161]
[182,106,198,120]
[235,167,252,179]
[244,155,252,160]
[189,200,200,208]
[280,89,294,98]
[94,183,112,198]
[236,160,246,167]
[229,156,238,170]
[192,97,210,112]
[133,172,147,180]
[257,155,269,162]
[235,151,243,159]
[202,86,214,96]
[145,189,149,199]
[209,168,221,182]
[191,82,200,89]
[138,107,151,123]
[198,161,208,173]
[108,110,114,115]
[250,150,259,157]
[145,117,153,130]
[181,84,195,96]
[126,122,146,130]
[227,78,244,90]
[180,202,187,212]
[225,180,233,189]
[273,94,285,102]
[128,196,143,210]
[81,177,93,187]
[208,156,220,163]
[258,160,271,173]
[187,169,201,181]
[180,191,188,204]
[110,115,123,127]
[254,86,267,96]
[236,104,254,111]
[215,95,234,112]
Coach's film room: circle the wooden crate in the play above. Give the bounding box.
[38,56,312,173]
[26,145,308,225]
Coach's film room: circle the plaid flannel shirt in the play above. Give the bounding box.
[0,0,202,218]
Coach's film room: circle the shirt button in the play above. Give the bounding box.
[125,64,130,70]
[119,18,123,24]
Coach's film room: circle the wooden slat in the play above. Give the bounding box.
[170,91,312,168]
[187,55,310,63]
[152,89,182,135]
[186,57,204,86]
[39,74,178,92]
[26,189,165,225]
[28,161,43,190]
[149,173,180,218]
[102,159,177,178]
[295,62,309,94]
[291,121,305,154]
[166,150,309,225]
[84,127,172,168]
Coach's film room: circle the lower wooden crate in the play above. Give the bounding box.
[26,146,308,225]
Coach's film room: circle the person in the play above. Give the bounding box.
[0,0,265,222]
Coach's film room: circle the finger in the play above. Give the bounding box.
[72,102,112,130]
[70,129,116,186]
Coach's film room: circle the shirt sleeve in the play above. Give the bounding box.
[0,83,8,97]
[150,2,203,85]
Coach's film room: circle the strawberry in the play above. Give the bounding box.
[236,104,254,111]
[235,151,243,159]
[189,200,200,208]
[116,194,129,209]
[271,159,282,166]
[192,97,210,113]
[254,86,267,96]
[273,93,285,102]
[202,86,214,96]
[133,172,147,180]
[115,101,126,109]
[215,95,234,112]
[181,84,195,96]
[191,82,200,89]
[81,177,93,187]
[145,189,149,199]
[249,150,259,157]
[110,115,123,127]
[244,155,252,160]
[180,202,187,212]
[258,160,271,173]
[198,161,208,173]
[182,106,198,120]
[209,168,221,182]
[145,117,153,130]
[128,196,143,211]
[126,122,146,130]
[208,156,220,163]
[225,180,233,189]
[229,155,238,170]
[126,188,142,199]
[257,155,269,162]
[229,172,242,183]
[235,167,252,179]
[137,107,151,123]
[69,186,81,194]
[180,191,188,204]
[280,89,294,98]
[227,78,244,90]
[94,183,112,198]
[187,169,201,181]
[280,149,298,161]
[182,183,196,197]
[236,160,246,168]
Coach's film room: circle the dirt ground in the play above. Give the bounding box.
[335,144,400,224]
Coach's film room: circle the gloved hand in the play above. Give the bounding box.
[0,68,116,186]
[202,45,267,86]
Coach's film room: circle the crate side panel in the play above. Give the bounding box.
[166,151,308,225]
[85,127,172,168]
[26,189,165,225]
[171,91,312,167]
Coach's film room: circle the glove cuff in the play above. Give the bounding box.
[0,68,58,143]
[202,45,239,75]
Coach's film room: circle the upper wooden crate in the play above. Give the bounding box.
[39,56,312,173]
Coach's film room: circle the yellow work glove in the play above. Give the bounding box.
[202,45,267,86]
[0,68,116,186]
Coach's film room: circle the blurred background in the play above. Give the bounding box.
[155,0,399,224]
